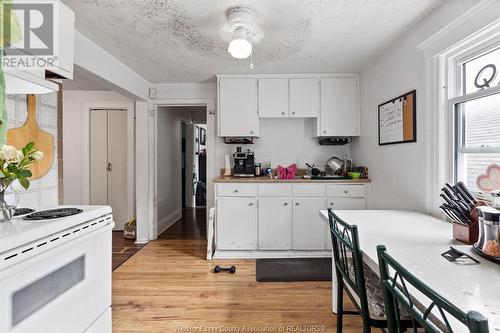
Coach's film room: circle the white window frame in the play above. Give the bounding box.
[419,6,500,216]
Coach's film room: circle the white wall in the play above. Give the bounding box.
[155,106,192,234]
[62,91,135,221]
[5,93,59,208]
[351,0,484,211]
[215,118,351,173]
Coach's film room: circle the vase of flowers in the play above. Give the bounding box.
[0,142,43,221]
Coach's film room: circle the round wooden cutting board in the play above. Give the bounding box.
[6,94,54,180]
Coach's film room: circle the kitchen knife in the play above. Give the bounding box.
[442,187,457,202]
[457,182,477,203]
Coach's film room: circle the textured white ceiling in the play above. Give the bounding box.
[63,0,442,83]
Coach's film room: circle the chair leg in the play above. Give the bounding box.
[336,278,343,333]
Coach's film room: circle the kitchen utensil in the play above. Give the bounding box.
[457,181,477,204]
[325,157,344,175]
[6,94,54,180]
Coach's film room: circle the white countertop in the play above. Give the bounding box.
[0,205,112,254]
[320,209,500,332]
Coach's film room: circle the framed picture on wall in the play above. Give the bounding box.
[378,90,416,145]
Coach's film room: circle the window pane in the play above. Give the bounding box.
[464,47,500,94]
[460,153,500,193]
[461,93,500,148]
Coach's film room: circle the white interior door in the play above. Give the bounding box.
[107,110,128,230]
[90,109,128,230]
[90,111,108,206]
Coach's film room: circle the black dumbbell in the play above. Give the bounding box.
[213,265,236,274]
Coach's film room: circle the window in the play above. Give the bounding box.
[454,45,500,195]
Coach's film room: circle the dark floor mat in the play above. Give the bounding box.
[256,258,332,282]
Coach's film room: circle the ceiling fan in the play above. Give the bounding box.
[225,6,262,67]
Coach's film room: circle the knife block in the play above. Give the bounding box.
[453,221,479,245]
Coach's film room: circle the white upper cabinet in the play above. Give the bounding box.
[49,2,75,79]
[258,78,289,118]
[289,78,320,118]
[319,77,359,136]
[218,78,259,137]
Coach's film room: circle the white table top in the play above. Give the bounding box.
[320,209,500,332]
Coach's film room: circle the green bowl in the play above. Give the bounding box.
[348,172,361,179]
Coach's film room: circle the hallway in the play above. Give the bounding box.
[158,207,206,240]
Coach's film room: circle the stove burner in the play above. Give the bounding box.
[13,208,36,217]
[23,208,83,221]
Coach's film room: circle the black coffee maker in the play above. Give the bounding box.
[233,147,255,177]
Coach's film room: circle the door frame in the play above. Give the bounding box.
[151,99,215,240]
[82,100,135,224]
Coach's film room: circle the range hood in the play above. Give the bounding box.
[4,70,59,94]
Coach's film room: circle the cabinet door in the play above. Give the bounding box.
[293,198,326,250]
[216,198,257,250]
[320,77,359,136]
[289,78,320,118]
[325,197,366,249]
[258,78,289,118]
[258,198,292,250]
[218,78,259,137]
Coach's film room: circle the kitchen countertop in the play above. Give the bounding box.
[213,176,371,183]
[319,210,500,331]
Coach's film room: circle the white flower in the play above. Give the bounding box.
[0,145,23,163]
[32,151,44,161]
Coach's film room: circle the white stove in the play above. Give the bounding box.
[0,205,114,333]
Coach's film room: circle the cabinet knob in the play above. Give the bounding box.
[295,202,300,206]
[284,202,288,206]
[330,202,334,206]
[281,112,285,115]
[323,130,327,134]
[344,190,349,194]
[291,112,296,115]
[250,131,254,134]
[233,189,239,193]
[249,202,254,206]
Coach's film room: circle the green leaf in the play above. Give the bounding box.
[25,142,35,152]
[18,177,30,190]
[19,169,31,178]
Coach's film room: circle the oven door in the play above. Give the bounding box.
[0,224,113,333]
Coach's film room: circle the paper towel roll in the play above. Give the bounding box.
[224,154,231,176]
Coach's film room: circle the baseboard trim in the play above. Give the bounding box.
[157,209,182,236]
[213,250,332,259]
[134,239,149,244]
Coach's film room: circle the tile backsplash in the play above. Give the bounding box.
[5,93,58,208]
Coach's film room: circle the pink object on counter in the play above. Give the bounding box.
[276,164,298,179]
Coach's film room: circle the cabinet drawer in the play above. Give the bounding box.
[258,184,292,197]
[326,198,366,210]
[326,185,365,198]
[292,184,325,197]
[217,183,257,197]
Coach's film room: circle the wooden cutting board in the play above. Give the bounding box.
[6,94,54,180]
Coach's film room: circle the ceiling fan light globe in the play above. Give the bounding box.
[228,38,252,59]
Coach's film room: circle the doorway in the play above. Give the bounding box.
[155,106,207,237]
[89,109,128,230]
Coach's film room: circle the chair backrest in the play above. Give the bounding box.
[328,209,370,317]
[377,245,489,333]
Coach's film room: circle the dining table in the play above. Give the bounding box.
[319,209,500,332]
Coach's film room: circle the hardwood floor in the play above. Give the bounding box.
[112,208,363,332]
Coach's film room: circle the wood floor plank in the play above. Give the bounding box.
[112,239,364,332]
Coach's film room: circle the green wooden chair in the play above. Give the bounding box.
[377,245,489,333]
[328,209,416,333]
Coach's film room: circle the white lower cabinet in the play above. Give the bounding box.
[258,198,292,250]
[215,183,367,256]
[216,197,257,250]
[292,198,326,250]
